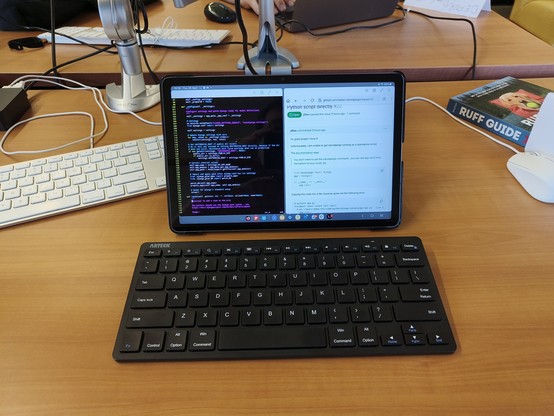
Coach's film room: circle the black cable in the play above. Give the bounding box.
[18,37,115,91]
[0,15,117,53]
[2,10,117,92]
[235,0,259,75]
[47,33,118,52]
[275,24,284,43]
[149,40,256,50]
[133,0,160,84]
[276,5,476,80]
[49,0,59,77]
[136,34,160,84]
[1,11,117,89]
[277,5,407,36]
[406,8,478,80]
[133,0,149,34]
[40,44,114,76]
[21,44,115,91]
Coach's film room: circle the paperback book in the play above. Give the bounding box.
[447,77,552,147]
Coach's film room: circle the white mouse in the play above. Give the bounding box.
[507,151,554,203]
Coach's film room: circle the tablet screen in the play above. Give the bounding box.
[161,73,405,233]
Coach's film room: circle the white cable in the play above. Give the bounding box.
[161,16,178,31]
[2,74,161,156]
[150,16,178,44]
[406,96,521,154]
[98,93,162,126]
[9,75,162,126]
[0,112,96,155]
[2,76,109,155]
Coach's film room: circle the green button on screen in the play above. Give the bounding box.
[287,112,302,118]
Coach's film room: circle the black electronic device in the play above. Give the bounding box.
[0,87,31,131]
[7,36,44,50]
[276,0,399,33]
[160,72,405,233]
[204,1,237,23]
[113,237,457,361]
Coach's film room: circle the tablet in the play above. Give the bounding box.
[161,72,405,233]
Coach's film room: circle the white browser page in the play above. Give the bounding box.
[283,85,395,214]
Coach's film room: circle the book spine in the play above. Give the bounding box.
[446,99,528,147]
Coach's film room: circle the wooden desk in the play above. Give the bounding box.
[1,79,554,415]
[2,0,554,85]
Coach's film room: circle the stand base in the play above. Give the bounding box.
[105,83,160,112]
[237,46,300,75]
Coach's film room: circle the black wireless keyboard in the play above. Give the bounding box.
[113,237,456,361]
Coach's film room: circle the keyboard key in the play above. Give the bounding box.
[372,305,393,322]
[393,304,442,321]
[218,327,326,350]
[126,310,174,328]
[0,201,11,212]
[428,333,450,345]
[136,275,165,290]
[395,253,425,267]
[113,171,146,186]
[189,330,215,351]
[399,286,435,302]
[118,331,143,353]
[143,331,165,352]
[357,326,378,347]
[404,334,426,346]
[381,332,403,346]
[131,292,167,308]
[175,310,196,327]
[329,326,355,347]
[81,189,105,204]
[166,330,188,352]
[351,306,371,323]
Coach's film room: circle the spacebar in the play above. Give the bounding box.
[218,327,327,350]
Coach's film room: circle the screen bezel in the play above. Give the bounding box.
[161,72,405,233]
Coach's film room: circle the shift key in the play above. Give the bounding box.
[126,310,174,328]
[394,304,442,321]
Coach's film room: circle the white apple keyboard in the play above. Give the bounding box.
[39,26,230,48]
[0,135,166,229]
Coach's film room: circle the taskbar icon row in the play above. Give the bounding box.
[244,213,332,222]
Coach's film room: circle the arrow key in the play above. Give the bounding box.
[428,333,449,345]
[404,334,426,346]
[380,331,403,346]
